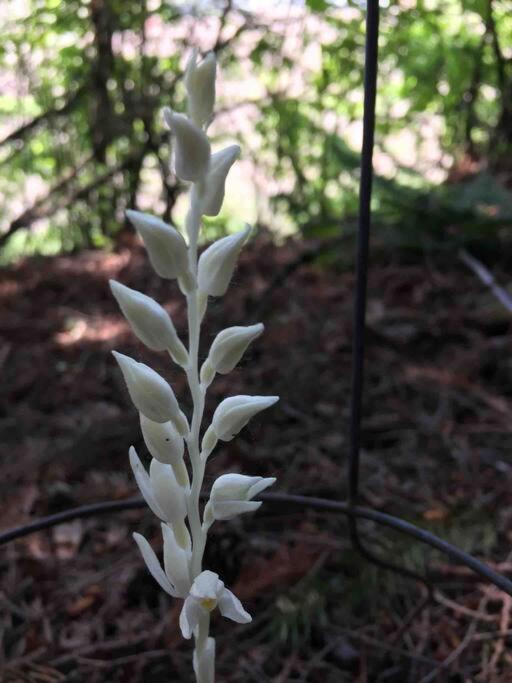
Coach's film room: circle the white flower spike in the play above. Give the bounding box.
[185,50,216,128]
[206,473,276,522]
[197,225,251,297]
[163,108,211,182]
[110,280,188,365]
[179,571,251,640]
[113,42,279,683]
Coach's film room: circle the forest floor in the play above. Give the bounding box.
[1,234,512,682]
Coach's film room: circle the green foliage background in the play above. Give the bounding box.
[0,0,511,262]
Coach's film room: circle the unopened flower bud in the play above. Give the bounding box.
[163,108,211,182]
[204,323,264,379]
[113,351,187,430]
[109,280,188,365]
[140,414,188,487]
[211,394,279,442]
[126,210,193,289]
[197,226,251,297]
[208,473,276,521]
[201,425,218,460]
[185,50,216,128]
[202,145,240,217]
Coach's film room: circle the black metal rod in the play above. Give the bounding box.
[348,0,379,510]
[2,492,512,596]
[345,1,432,592]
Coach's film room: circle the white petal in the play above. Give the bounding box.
[248,477,276,499]
[185,51,216,127]
[163,109,211,182]
[197,226,250,297]
[110,280,184,356]
[190,570,223,600]
[211,395,279,441]
[132,532,177,597]
[210,473,261,501]
[126,210,190,282]
[213,500,262,520]
[180,595,203,639]
[206,323,263,375]
[112,351,180,424]
[161,523,191,597]
[140,414,185,466]
[129,446,166,520]
[149,459,188,524]
[218,587,252,624]
[202,145,240,217]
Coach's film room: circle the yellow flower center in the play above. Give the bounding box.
[200,597,217,612]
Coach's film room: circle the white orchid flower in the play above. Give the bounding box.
[179,570,251,640]
[206,473,276,522]
[112,351,188,433]
[109,280,188,365]
[163,108,211,182]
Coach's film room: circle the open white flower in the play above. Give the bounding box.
[113,351,188,432]
[163,108,211,182]
[110,280,188,365]
[201,323,264,384]
[126,210,192,289]
[179,571,251,639]
[197,226,251,297]
[185,50,216,128]
[206,473,276,521]
[202,145,240,217]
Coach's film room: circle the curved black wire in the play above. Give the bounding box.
[2,492,512,596]
[347,0,433,596]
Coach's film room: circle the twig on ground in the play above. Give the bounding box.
[459,248,512,315]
